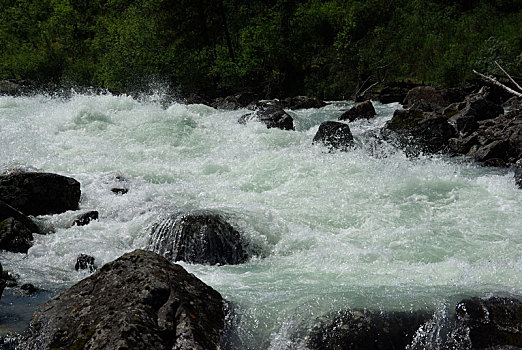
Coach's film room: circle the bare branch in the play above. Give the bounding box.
[473,69,522,98]
[495,61,522,92]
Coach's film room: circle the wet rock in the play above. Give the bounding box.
[75,254,97,272]
[515,160,522,189]
[382,109,456,154]
[449,96,504,136]
[73,211,99,226]
[0,172,81,216]
[150,210,248,265]
[449,134,479,154]
[338,100,376,122]
[312,121,354,151]
[19,283,38,295]
[19,249,225,350]
[281,96,326,109]
[239,106,294,130]
[110,187,128,195]
[448,296,522,349]
[0,200,40,234]
[307,308,432,350]
[0,217,34,253]
[212,92,259,110]
[403,86,449,111]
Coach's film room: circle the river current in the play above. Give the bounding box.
[1,92,521,348]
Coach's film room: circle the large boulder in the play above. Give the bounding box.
[338,100,376,122]
[403,86,449,112]
[281,96,326,109]
[307,308,432,350]
[0,172,81,216]
[447,95,504,136]
[19,249,225,350]
[0,217,34,253]
[382,109,456,154]
[312,121,354,151]
[0,200,40,234]
[239,106,294,130]
[149,210,248,265]
[448,296,522,349]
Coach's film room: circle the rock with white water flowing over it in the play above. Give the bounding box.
[338,100,376,122]
[0,172,81,216]
[307,308,432,350]
[72,210,99,227]
[312,121,354,151]
[382,108,456,154]
[149,210,248,265]
[516,160,522,189]
[239,106,294,130]
[19,249,225,350]
[75,253,97,272]
[448,296,522,349]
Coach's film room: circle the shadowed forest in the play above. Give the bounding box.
[1,0,521,98]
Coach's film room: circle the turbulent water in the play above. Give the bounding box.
[1,92,521,348]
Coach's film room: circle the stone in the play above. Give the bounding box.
[338,100,376,122]
[0,262,4,299]
[307,308,432,350]
[0,200,40,234]
[239,106,294,130]
[382,109,456,154]
[19,249,225,350]
[312,121,354,151]
[0,217,34,253]
[449,97,504,136]
[281,96,326,109]
[448,296,522,349]
[212,92,259,110]
[73,211,99,226]
[403,86,449,111]
[75,254,97,272]
[20,283,38,295]
[0,172,81,216]
[110,187,128,195]
[150,210,248,265]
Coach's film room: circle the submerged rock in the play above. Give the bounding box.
[239,106,294,130]
[0,172,81,216]
[72,210,99,226]
[150,210,248,265]
[382,109,456,154]
[338,100,376,122]
[448,296,522,349]
[307,308,432,350]
[20,249,225,350]
[312,121,354,151]
[75,254,97,272]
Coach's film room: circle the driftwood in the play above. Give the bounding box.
[473,63,522,98]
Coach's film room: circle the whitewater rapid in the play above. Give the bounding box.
[1,92,521,348]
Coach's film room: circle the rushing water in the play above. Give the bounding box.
[1,92,521,348]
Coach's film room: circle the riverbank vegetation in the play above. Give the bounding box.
[1,0,521,98]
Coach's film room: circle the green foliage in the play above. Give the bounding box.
[0,0,521,97]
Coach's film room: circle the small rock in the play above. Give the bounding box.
[75,254,97,272]
[150,210,248,265]
[73,211,99,226]
[239,106,294,130]
[20,283,38,295]
[338,100,376,122]
[312,121,354,151]
[515,160,522,189]
[110,187,128,195]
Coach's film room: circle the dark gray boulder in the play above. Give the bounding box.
[150,210,248,265]
[382,109,456,154]
[312,121,354,151]
[448,296,522,349]
[0,200,40,234]
[515,160,522,189]
[239,106,294,130]
[448,96,504,136]
[0,217,34,253]
[307,308,432,350]
[19,249,225,350]
[403,86,450,112]
[75,254,97,272]
[0,172,81,216]
[72,210,99,226]
[338,100,376,122]
[281,96,326,109]
[212,92,259,110]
